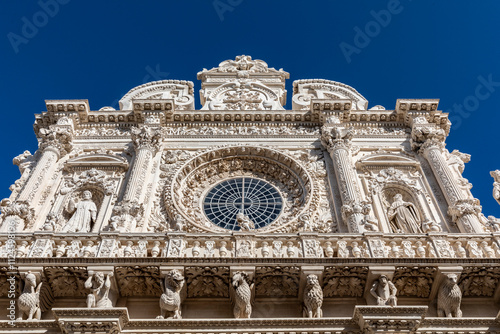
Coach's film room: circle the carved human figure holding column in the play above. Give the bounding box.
[62,190,97,233]
[370,275,397,306]
[387,193,422,233]
[85,272,113,308]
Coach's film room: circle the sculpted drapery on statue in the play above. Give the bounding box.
[387,193,422,233]
[62,190,97,233]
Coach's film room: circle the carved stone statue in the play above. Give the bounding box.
[62,190,97,233]
[236,213,255,231]
[361,204,379,232]
[370,275,397,306]
[85,272,113,308]
[231,271,253,318]
[491,170,500,205]
[158,270,185,319]
[303,274,323,318]
[437,274,462,318]
[17,272,42,320]
[387,194,422,233]
[41,213,57,231]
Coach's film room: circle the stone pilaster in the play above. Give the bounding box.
[110,126,162,232]
[321,126,363,233]
[411,123,482,233]
[17,125,73,203]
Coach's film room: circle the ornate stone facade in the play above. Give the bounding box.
[1,56,500,333]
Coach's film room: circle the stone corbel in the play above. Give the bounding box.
[159,266,187,304]
[353,305,428,334]
[298,266,324,302]
[86,266,118,307]
[53,307,129,334]
[229,266,255,308]
[364,266,396,305]
[428,266,463,301]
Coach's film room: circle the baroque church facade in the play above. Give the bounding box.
[1,56,500,333]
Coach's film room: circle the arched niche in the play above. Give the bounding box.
[357,152,450,233]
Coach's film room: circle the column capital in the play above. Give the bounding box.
[38,125,74,159]
[410,122,446,154]
[448,199,482,225]
[130,125,163,154]
[0,200,34,231]
[320,126,354,152]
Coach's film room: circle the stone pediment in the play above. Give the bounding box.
[119,80,195,111]
[65,153,129,172]
[292,79,368,110]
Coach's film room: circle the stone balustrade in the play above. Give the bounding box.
[2,232,500,260]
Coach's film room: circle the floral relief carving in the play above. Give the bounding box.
[459,267,500,297]
[185,266,229,298]
[393,267,436,298]
[45,267,88,297]
[322,266,368,298]
[255,266,300,297]
[115,266,162,297]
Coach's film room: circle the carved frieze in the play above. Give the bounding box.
[185,266,229,298]
[255,266,300,297]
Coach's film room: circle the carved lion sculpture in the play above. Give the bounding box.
[231,271,253,319]
[158,270,185,319]
[437,274,462,318]
[303,274,323,318]
[17,272,42,321]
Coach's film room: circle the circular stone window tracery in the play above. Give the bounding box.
[203,177,283,230]
[167,146,313,233]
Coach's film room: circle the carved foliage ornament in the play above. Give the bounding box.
[185,266,229,298]
[130,126,163,153]
[459,266,500,297]
[45,267,88,298]
[60,168,115,196]
[393,267,436,298]
[322,266,368,298]
[255,266,300,297]
[115,266,162,297]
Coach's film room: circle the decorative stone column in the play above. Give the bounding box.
[0,124,73,232]
[110,125,162,232]
[321,126,364,233]
[411,123,482,233]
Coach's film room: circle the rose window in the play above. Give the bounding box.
[203,177,283,230]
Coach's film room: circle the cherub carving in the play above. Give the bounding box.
[370,275,397,306]
[361,204,379,232]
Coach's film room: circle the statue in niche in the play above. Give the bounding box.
[236,213,255,231]
[62,190,97,233]
[85,272,113,308]
[387,193,422,233]
[370,275,397,306]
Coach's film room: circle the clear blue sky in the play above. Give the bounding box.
[1,0,499,217]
